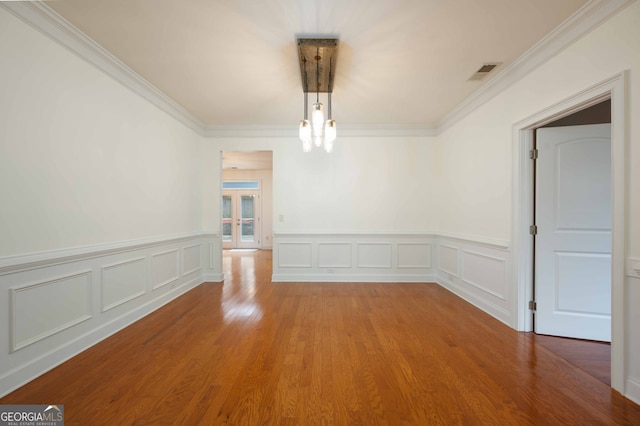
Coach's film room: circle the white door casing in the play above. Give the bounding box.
[535,124,611,341]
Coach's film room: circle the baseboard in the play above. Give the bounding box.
[626,377,640,405]
[436,274,512,327]
[0,232,221,398]
[272,273,437,283]
[204,273,225,282]
[0,275,203,398]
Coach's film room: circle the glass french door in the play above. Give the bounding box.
[222,191,260,249]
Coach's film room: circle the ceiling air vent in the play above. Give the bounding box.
[468,63,500,81]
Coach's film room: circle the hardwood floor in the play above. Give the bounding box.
[2,249,639,425]
[526,333,611,386]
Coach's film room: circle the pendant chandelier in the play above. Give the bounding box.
[297,38,339,153]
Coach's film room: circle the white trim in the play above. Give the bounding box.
[396,243,432,269]
[181,244,203,277]
[1,1,633,138]
[273,231,508,250]
[626,258,640,278]
[511,71,627,393]
[10,271,93,352]
[101,257,147,312]
[438,245,459,277]
[0,231,209,275]
[205,124,437,138]
[438,0,635,133]
[460,250,507,301]
[274,231,437,238]
[626,378,640,405]
[437,232,510,250]
[203,273,225,282]
[1,275,202,398]
[150,249,180,290]
[356,242,392,269]
[0,1,204,134]
[317,242,353,269]
[437,274,512,326]
[272,274,436,283]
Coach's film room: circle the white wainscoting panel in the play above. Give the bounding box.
[439,245,459,277]
[318,243,352,268]
[398,243,431,269]
[0,232,221,398]
[11,271,92,352]
[625,275,640,404]
[357,243,392,269]
[461,250,507,301]
[151,249,179,290]
[203,235,224,282]
[101,257,147,312]
[436,236,511,326]
[182,244,202,277]
[278,242,313,268]
[272,233,436,282]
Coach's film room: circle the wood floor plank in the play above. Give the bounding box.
[1,249,639,425]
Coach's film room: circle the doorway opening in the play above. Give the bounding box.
[529,101,612,384]
[512,72,626,392]
[221,151,273,251]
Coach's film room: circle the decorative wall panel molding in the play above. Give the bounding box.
[278,242,313,268]
[356,243,392,269]
[0,232,221,398]
[10,271,92,352]
[397,243,432,269]
[461,250,507,301]
[151,249,180,290]
[439,245,459,277]
[317,243,352,268]
[101,257,147,312]
[273,233,435,282]
[436,237,512,326]
[182,244,202,277]
[627,376,640,406]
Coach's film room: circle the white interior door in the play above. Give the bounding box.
[535,124,611,341]
[222,191,260,249]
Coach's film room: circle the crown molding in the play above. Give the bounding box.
[0,1,206,135]
[437,0,636,134]
[2,0,633,139]
[204,123,437,138]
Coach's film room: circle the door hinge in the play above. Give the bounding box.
[529,149,538,160]
[529,300,537,311]
[529,225,538,235]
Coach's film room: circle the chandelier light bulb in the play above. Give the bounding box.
[311,103,324,134]
[299,119,311,141]
[325,119,337,144]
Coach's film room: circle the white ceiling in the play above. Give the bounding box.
[46,0,588,129]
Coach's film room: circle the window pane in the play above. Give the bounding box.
[240,196,254,241]
[222,222,232,241]
[222,196,232,219]
[241,196,254,218]
[222,181,259,190]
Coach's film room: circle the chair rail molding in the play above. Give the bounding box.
[0,232,222,398]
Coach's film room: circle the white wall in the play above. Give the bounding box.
[0,8,223,398]
[222,169,273,248]
[0,8,202,258]
[206,135,438,233]
[435,1,640,403]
